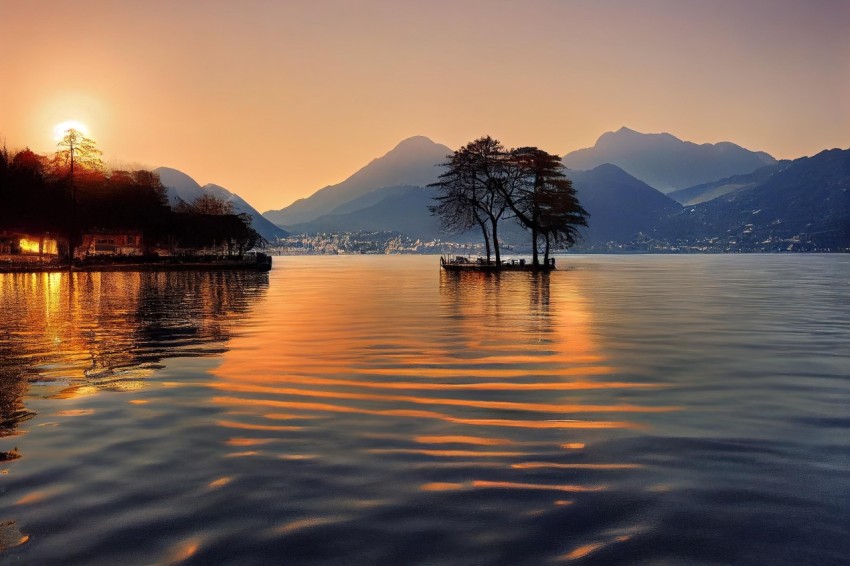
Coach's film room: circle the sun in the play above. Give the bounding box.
[53,120,90,141]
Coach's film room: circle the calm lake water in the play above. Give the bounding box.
[1,255,848,565]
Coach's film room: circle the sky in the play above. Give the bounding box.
[2,0,848,212]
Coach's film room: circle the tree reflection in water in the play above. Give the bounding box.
[0,271,269,440]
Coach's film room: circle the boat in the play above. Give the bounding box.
[440,255,555,272]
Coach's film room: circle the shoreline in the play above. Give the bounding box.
[0,255,273,273]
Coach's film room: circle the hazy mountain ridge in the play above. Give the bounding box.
[154,167,287,241]
[263,136,451,227]
[261,130,847,251]
[668,162,790,206]
[563,127,776,193]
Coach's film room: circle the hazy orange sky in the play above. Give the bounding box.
[2,0,848,212]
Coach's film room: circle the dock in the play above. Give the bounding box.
[440,255,555,272]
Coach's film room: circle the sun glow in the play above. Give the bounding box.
[53,120,89,141]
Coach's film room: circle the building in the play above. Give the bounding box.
[77,230,145,257]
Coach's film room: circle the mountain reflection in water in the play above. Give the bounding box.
[0,255,848,565]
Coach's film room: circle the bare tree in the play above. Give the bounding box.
[430,136,513,264]
[429,146,492,261]
[174,193,235,216]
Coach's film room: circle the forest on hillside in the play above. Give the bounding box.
[0,130,262,261]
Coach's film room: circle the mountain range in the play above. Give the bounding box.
[255,131,848,250]
[154,167,287,241]
[562,127,777,193]
[156,127,848,251]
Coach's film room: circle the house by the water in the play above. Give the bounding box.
[0,231,67,266]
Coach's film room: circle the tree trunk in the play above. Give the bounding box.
[491,217,501,265]
[543,234,551,266]
[531,203,540,266]
[478,220,491,262]
[531,228,539,266]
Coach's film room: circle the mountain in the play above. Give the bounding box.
[263,136,451,227]
[563,127,776,193]
[156,167,205,205]
[264,132,846,251]
[284,185,442,240]
[659,148,850,248]
[284,162,680,246]
[668,162,789,206]
[569,164,682,243]
[154,167,287,241]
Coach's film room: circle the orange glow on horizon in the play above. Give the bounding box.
[3,3,845,211]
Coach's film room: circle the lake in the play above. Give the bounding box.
[1,255,848,565]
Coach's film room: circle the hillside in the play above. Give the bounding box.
[659,148,850,248]
[154,167,287,241]
[667,162,789,205]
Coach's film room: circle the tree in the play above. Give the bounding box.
[47,129,105,263]
[506,147,588,266]
[430,136,513,264]
[174,193,235,216]
[52,128,103,180]
[429,145,492,261]
[534,175,588,264]
[431,138,589,268]
[170,193,262,257]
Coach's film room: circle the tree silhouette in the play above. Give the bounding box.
[430,137,512,264]
[2,134,264,264]
[431,138,588,268]
[534,174,588,264]
[506,147,588,266]
[429,146,492,260]
[52,128,103,180]
[174,193,235,216]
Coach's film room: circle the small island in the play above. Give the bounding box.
[0,129,270,272]
[430,137,588,272]
[440,255,556,272]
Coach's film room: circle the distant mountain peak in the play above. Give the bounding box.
[564,128,776,193]
[154,166,202,190]
[379,136,448,161]
[263,136,452,227]
[394,135,439,148]
[600,127,680,144]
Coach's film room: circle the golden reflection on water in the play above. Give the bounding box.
[208,258,660,506]
[211,264,628,425]
[420,480,607,493]
[0,270,268,438]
